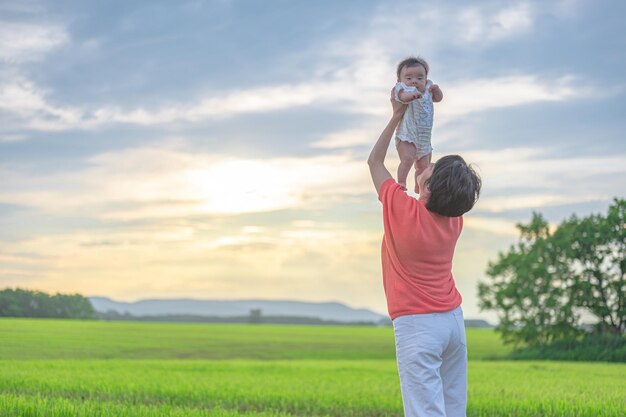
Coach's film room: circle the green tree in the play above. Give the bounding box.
[559,199,626,334]
[479,199,625,347]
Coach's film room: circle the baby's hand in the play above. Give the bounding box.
[397,89,422,103]
[429,84,443,102]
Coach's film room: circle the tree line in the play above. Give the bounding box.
[0,288,96,319]
[98,309,381,326]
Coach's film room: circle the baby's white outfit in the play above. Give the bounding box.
[394,80,434,158]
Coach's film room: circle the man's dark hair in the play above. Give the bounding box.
[425,155,481,217]
[396,56,429,79]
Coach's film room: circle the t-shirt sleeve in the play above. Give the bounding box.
[378,178,418,235]
[378,178,402,203]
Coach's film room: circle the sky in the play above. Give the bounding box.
[1,0,625,323]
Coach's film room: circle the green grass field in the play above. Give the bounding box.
[1,319,624,417]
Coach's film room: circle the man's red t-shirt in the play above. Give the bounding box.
[378,178,463,319]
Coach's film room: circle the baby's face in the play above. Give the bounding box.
[399,65,427,93]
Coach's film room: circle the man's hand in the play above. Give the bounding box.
[392,89,411,116]
[430,84,443,103]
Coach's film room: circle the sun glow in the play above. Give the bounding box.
[185,159,299,214]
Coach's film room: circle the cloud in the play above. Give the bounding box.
[464,148,626,212]
[311,75,586,149]
[0,143,372,220]
[0,1,579,133]
[3,136,622,222]
[436,75,581,122]
[105,73,586,131]
[106,82,350,125]
[0,207,388,313]
[0,21,68,62]
[0,133,27,143]
[0,77,351,131]
[0,72,87,132]
[457,3,533,44]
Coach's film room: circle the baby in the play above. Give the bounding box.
[393,57,443,192]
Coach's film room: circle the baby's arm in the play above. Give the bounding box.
[395,83,421,103]
[398,89,421,103]
[429,82,443,103]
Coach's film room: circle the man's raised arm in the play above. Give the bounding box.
[367,91,408,195]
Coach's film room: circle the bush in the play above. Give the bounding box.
[507,333,626,362]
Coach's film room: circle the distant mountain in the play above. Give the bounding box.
[89,297,387,323]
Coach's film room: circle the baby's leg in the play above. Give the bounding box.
[397,141,416,190]
[414,153,432,194]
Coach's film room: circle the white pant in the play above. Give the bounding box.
[392,306,467,417]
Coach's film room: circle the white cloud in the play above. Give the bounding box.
[437,75,581,123]
[108,82,349,125]
[0,22,68,62]
[458,3,533,44]
[0,76,47,114]
[0,73,85,130]
[496,3,533,33]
